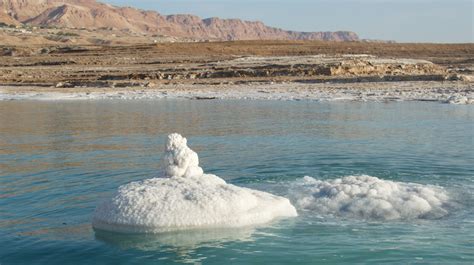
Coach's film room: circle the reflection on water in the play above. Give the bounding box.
[95,227,255,250]
[17,223,93,241]
[0,100,473,264]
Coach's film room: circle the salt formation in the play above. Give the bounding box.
[291,175,449,220]
[445,95,473,105]
[92,133,297,234]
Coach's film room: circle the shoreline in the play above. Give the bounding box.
[1,81,472,104]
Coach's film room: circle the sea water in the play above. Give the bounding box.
[0,100,473,264]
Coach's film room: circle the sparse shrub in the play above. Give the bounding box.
[0,22,16,28]
[56,31,80,37]
[45,35,71,42]
[87,38,111,45]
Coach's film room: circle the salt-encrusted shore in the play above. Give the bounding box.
[1,81,472,104]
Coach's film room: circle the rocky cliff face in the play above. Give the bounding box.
[0,0,359,41]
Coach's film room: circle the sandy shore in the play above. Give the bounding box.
[1,81,472,104]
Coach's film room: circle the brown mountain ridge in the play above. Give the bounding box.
[0,0,359,41]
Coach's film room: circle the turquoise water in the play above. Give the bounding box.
[0,100,473,264]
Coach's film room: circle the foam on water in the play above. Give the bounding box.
[290,175,449,220]
[92,134,297,234]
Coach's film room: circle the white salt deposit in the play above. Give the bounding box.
[445,95,473,105]
[290,175,449,220]
[92,133,297,234]
[1,81,472,104]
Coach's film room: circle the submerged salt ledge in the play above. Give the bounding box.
[290,175,449,220]
[92,134,297,234]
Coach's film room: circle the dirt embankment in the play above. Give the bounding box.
[0,41,473,88]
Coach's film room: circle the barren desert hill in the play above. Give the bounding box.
[0,0,359,41]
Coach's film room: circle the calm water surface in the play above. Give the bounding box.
[0,100,473,264]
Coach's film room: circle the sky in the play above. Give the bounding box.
[103,0,473,43]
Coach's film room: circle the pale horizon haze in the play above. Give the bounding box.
[103,0,473,43]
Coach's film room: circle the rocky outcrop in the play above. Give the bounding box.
[0,9,19,25]
[201,56,446,79]
[0,0,359,41]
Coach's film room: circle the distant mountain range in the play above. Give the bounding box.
[0,0,359,41]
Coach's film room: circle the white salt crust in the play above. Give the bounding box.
[92,134,297,233]
[290,175,449,220]
[1,82,472,104]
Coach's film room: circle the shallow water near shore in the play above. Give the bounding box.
[1,100,473,264]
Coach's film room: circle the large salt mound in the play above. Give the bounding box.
[92,133,297,234]
[291,175,449,220]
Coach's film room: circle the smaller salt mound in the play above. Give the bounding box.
[92,133,297,234]
[291,175,449,220]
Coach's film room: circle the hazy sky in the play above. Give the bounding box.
[103,0,473,43]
